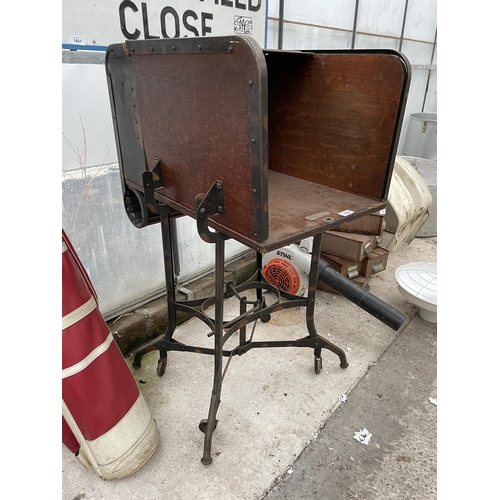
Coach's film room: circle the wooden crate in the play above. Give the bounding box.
[321,252,363,279]
[361,246,390,279]
[351,275,371,290]
[322,231,376,262]
[335,210,385,236]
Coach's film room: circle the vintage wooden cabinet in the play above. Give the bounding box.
[106,35,409,252]
[106,35,410,466]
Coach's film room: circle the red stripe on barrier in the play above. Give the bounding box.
[62,308,113,370]
[62,342,139,440]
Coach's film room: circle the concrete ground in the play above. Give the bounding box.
[263,309,436,500]
[62,234,437,500]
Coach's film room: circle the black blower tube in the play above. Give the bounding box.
[317,259,406,331]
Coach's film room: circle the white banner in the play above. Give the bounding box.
[62,0,268,49]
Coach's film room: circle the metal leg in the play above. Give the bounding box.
[256,252,264,304]
[132,212,177,372]
[239,295,247,345]
[306,233,349,371]
[201,237,225,465]
[131,212,347,465]
[160,213,178,350]
[256,252,272,323]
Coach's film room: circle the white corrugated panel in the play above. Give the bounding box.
[268,0,355,30]
[405,0,437,42]
[356,0,405,38]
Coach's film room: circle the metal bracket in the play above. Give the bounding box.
[195,181,228,244]
[177,286,195,301]
[142,159,170,215]
[196,181,225,217]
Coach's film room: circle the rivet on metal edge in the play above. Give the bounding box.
[198,44,202,50]
[229,46,233,53]
[172,45,176,51]
[251,138,256,143]
[150,47,154,52]
[249,80,254,86]
[348,182,353,188]
[351,164,356,170]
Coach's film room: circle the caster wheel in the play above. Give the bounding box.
[314,356,323,375]
[132,354,142,370]
[260,314,271,323]
[260,298,270,323]
[157,358,167,377]
[199,419,218,433]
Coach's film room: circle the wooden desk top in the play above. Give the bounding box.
[155,170,385,253]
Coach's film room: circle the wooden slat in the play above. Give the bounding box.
[267,51,406,201]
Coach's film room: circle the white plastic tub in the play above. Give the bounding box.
[403,113,437,161]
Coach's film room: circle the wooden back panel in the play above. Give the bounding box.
[266,50,409,201]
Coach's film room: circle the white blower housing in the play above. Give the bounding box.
[261,238,407,331]
[262,239,313,296]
